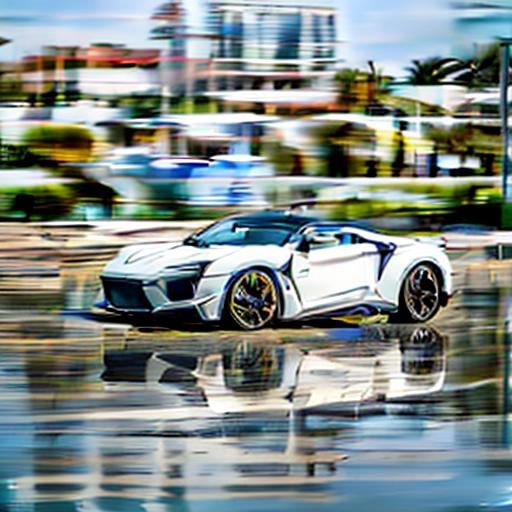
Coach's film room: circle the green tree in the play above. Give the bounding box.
[335,68,361,109]
[426,123,501,175]
[405,57,462,85]
[23,124,95,164]
[455,43,500,88]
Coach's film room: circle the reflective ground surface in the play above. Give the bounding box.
[1,227,512,511]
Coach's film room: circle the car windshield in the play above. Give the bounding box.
[184,218,300,247]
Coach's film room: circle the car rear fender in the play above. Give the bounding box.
[377,245,452,305]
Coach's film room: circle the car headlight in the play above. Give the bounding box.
[162,262,211,276]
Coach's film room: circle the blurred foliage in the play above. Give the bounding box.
[0,144,38,168]
[426,124,474,155]
[405,44,501,88]
[455,43,500,88]
[325,180,506,230]
[329,197,503,229]
[119,95,161,117]
[334,63,392,112]
[1,185,76,221]
[263,140,296,176]
[426,123,500,156]
[310,121,376,177]
[335,68,360,108]
[119,95,219,117]
[330,199,401,220]
[405,57,462,85]
[22,124,95,164]
[376,94,447,116]
[111,202,231,221]
[0,177,505,227]
[371,182,497,203]
[502,202,512,229]
[0,76,27,103]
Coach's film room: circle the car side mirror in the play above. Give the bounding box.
[295,233,338,253]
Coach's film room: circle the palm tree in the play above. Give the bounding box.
[405,57,463,85]
[367,60,389,104]
[454,43,500,88]
[335,68,360,109]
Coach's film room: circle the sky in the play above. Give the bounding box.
[337,0,453,77]
[0,0,457,78]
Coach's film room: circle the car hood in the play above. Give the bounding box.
[103,242,239,278]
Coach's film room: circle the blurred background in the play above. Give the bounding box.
[0,0,510,228]
[4,3,512,512]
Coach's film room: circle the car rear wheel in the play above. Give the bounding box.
[224,269,278,330]
[394,263,442,323]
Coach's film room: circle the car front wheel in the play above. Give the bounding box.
[224,269,278,330]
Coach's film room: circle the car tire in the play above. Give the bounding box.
[391,263,442,323]
[223,269,279,330]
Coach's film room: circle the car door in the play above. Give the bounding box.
[291,227,380,310]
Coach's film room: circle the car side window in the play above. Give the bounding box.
[305,227,341,250]
[308,236,338,250]
[338,232,362,245]
[303,227,366,251]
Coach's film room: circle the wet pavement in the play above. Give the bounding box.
[1,225,512,511]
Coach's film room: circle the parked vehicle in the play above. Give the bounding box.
[186,154,273,206]
[83,148,272,205]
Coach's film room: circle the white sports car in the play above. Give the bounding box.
[100,210,453,329]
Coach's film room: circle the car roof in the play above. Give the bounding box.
[231,209,318,228]
[230,210,377,230]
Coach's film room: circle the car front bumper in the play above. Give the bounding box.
[100,273,228,322]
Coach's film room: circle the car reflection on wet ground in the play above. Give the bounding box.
[1,226,512,511]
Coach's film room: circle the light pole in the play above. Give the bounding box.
[500,40,512,446]
[0,37,12,163]
[499,38,512,201]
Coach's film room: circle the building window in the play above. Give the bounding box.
[219,11,243,59]
[276,13,301,60]
[313,13,335,59]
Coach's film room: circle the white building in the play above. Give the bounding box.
[151,0,339,97]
